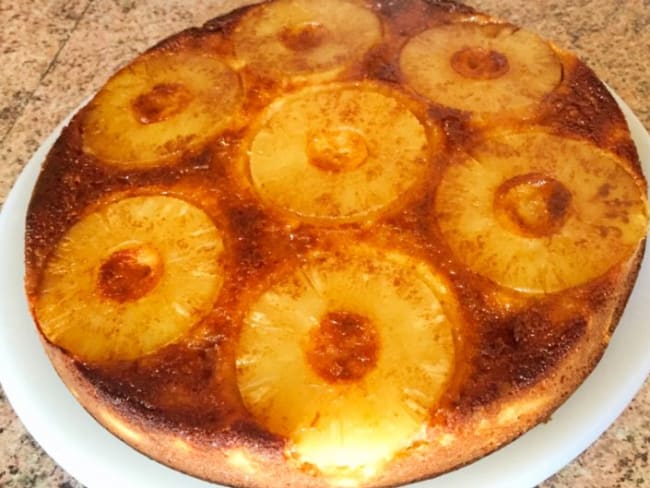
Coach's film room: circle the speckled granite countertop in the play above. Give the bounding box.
[1,1,649,487]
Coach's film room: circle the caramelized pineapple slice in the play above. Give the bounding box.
[248,83,432,222]
[35,196,224,361]
[233,0,381,80]
[400,23,562,117]
[82,50,241,167]
[236,245,455,478]
[435,132,648,293]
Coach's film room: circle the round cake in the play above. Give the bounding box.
[24,0,649,487]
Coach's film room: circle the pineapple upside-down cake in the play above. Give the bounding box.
[24,0,649,486]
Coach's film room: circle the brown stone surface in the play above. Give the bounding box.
[0,1,648,487]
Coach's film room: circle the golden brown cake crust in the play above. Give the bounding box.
[24,1,648,487]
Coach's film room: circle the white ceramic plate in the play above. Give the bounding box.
[1,92,649,488]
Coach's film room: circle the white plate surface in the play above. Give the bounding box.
[1,93,649,488]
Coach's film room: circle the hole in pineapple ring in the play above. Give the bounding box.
[278,22,330,51]
[97,244,163,302]
[494,173,573,238]
[450,47,509,80]
[131,82,193,125]
[306,311,379,383]
[306,127,369,173]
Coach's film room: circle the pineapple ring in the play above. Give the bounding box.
[248,83,431,222]
[82,50,242,167]
[434,132,649,293]
[236,245,455,475]
[233,0,381,79]
[35,196,224,361]
[400,23,562,116]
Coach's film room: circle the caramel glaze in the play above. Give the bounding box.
[97,246,163,302]
[307,311,380,383]
[25,0,646,454]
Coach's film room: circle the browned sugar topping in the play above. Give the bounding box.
[279,22,330,51]
[132,83,193,125]
[494,173,572,237]
[97,245,163,302]
[306,311,379,383]
[306,128,369,173]
[450,47,510,80]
